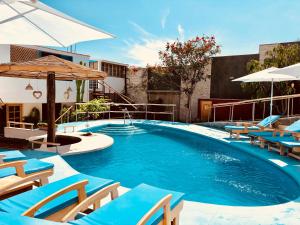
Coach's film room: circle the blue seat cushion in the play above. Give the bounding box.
[0,150,26,162]
[280,140,300,148]
[257,115,280,127]
[0,174,114,219]
[263,136,296,143]
[285,120,300,132]
[225,125,260,131]
[0,158,54,178]
[71,183,184,225]
[0,212,68,225]
[248,131,274,137]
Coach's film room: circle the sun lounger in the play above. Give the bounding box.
[279,138,300,160]
[0,159,54,199]
[0,183,184,225]
[225,115,280,139]
[0,150,26,163]
[264,133,300,155]
[0,173,116,221]
[248,119,300,148]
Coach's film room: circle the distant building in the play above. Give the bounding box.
[0,44,90,134]
[89,60,128,98]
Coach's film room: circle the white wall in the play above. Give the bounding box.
[0,45,10,63]
[0,77,80,103]
[104,77,125,93]
[0,46,90,103]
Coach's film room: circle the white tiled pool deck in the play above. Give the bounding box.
[42,119,300,225]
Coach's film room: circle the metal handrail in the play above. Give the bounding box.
[210,93,300,122]
[97,80,137,109]
[75,103,176,122]
[7,121,34,130]
[55,105,73,123]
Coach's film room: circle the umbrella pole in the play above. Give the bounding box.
[269,79,274,127]
[47,72,56,143]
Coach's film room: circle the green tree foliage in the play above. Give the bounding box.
[243,44,298,98]
[156,35,220,122]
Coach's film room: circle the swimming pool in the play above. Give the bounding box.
[63,123,300,206]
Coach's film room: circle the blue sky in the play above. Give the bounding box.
[42,0,300,66]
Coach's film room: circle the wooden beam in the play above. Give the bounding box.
[47,72,56,143]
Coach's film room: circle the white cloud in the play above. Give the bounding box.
[128,21,154,37]
[161,8,170,29]
[127,38,172,66]
[177,24,185,41]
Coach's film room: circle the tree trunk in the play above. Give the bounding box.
[185,94,192,123]
[80,80,86,102]
[47,72,56,143]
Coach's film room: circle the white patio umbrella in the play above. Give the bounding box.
[0,0,114,47]
[270,63,300,79]
[233,67,298,125]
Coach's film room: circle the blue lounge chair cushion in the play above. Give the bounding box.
[0,212,67,225]
[0,174,114,219]
[225,125,260,131]
[70,183,184,225]
[225,115,281,131]
[257,115,280,127]
[248,131,275,137]
[285,120,300,132]
[280,140,300,148]
[0,158,54,178]
[0,150,26,162]
[263,136,296,143]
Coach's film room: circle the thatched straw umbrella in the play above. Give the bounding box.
[0,55,106,143]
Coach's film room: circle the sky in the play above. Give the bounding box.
[41,0,300,66]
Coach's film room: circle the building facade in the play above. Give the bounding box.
[0,44,90,134]
[89,60,128,95]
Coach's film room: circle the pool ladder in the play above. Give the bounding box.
[123,107,133,126]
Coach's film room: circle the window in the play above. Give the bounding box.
[89,80,98,90]
[6,104,22,127]
[100,62,127,78]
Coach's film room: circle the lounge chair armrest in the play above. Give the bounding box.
[0,170,53,196]
[0,160,27,177]
[22,179,88,218]
[137,194,172,225]
[62,182,120,222]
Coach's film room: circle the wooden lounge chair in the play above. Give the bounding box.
[248,120,300,148]
[0,173,116,221]
[0,159,54,199]
[0,183,184,225]
[267,133,300,158]
[225,115,280,139]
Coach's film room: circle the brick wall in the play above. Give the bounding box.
[10,45,38,62]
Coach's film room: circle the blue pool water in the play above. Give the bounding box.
[63,124,300,206]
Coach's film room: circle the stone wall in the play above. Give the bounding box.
[127,68,148,104]
[259,43,278,63]
[179,63,211,122]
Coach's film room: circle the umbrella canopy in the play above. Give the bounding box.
[0,0,114,47]
[270,63,300,78]
[233,67,298,125]
[232,67,297,82]
[0,56,107,143]
[0,55,106,80]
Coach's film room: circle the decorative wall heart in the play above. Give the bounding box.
[33,91,42,99]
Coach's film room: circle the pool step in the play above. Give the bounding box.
[98,125,147,136]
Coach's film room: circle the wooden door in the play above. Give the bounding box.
[200,100,212,121]
[6,104,23,127]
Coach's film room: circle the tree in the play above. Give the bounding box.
[157,36,220,122]
[243,44,298,113]
[76,61,87,102]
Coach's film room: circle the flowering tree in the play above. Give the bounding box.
[157,36,220,122]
